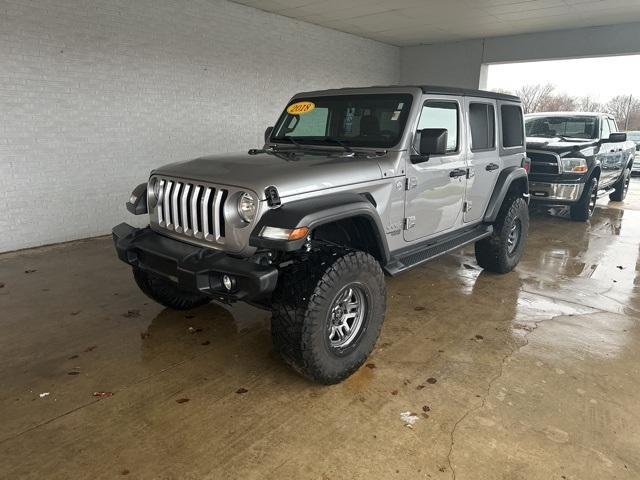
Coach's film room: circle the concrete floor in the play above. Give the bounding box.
[1,180,640,480]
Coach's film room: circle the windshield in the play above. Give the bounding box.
[525,115,599,139]
[271,94,413,149]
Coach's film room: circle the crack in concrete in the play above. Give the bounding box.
[445,309,562,480]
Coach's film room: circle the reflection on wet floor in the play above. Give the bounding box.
[1,179,639,479]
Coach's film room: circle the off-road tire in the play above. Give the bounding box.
[570,177,598,221]
[132,267,210,310]
[475,195,529,273]
[609,168,631,202]
[271,250,386,385]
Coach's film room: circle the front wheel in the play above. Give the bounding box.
[475,195,529,273]
[609,168,631,202]
[271,250,386,384]
[570,177,598,221]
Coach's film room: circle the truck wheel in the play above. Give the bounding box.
[132,267,210,310]
[271,250,386,384]
[609,168,631,202]
[475,195,528,274]
[570,177,598,221]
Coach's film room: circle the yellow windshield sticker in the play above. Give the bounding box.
[287,101,315,115]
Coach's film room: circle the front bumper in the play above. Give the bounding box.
[529,181,584,204]
[112,223,278,304]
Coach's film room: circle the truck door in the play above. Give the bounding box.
[598,117,617,186]
[463,98,499,223]
[404,97,467,242]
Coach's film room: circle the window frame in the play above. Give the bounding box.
[468,102,496,153]
[416,99,461,155]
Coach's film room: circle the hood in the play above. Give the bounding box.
[153,150,383,199]
[526,136,598,155]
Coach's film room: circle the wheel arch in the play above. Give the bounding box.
[484,167,529,223]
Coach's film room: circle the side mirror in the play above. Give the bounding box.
[412,128,448,163]
[608,132,627,142]
[264,126,274,143]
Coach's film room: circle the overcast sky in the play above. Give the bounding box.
[486,54,640,103]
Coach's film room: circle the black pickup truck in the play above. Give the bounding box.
[525,112,635,221]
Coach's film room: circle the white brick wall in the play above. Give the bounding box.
[0,0,399,252]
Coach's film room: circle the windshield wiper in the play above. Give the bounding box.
[322,137,353,153]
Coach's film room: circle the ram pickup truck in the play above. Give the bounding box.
[627,130,640,176]
[525,112,635,221]
[113,86,529,384]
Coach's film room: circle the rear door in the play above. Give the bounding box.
[404,96,467,242]
[463,98,499,223]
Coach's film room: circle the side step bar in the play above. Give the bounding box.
[384,224,493,276]
[596,187,615,199]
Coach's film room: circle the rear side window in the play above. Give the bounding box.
[417,101,459,152]
[469,103,495,151]
[501,105,524,148]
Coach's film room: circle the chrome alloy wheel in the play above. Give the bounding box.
[588,183,597,213]
[507,219,522,255]
[328,284,367,349]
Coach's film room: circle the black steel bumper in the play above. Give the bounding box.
[112,223,278,304]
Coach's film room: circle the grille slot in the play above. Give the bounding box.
[155,177,227,245]
[528,151,560,174]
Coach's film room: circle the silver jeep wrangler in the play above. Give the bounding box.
[114,85,529,384]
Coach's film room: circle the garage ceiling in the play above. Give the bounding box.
[232,0,640,46]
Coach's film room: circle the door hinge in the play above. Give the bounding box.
[403,216,416,230]
[467,167,475,179]
[405,177,418,190]
[463,201,472,213]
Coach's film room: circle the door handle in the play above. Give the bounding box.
[486,163,499,171]
[449,168,467,178]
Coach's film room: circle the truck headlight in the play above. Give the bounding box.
[560,158,588,173]
[237,192,257,223]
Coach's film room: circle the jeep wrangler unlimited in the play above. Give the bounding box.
[525,112,635,221]
[113,86,529,384]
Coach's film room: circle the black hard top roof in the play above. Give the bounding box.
[296,85,520,103]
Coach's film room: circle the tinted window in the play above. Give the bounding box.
[417,101,459,152]
[501,105,524,148]
[273,94,413,149]
[469,103,495,151]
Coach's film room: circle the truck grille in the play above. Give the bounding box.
[153,177,227,245]
[528,151,560,174]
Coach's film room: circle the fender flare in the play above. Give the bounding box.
[484,167,529,223]
[250,193,390,264]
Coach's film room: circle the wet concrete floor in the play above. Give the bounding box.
[1,179,640,479]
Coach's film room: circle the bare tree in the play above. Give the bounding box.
[605,95,640,129]
[577,96,602,112]
[540,93,577,112]
[514,84,555,113]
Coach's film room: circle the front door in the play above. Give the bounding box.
[404,97,467,242]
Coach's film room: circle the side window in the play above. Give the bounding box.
[608,118,618,134]
[601,118,611,139]
[417,101,459,152]
[501,105,524,148]
[469,103,495,151]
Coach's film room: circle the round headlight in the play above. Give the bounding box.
[237,192,257,223]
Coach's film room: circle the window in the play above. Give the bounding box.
[601,118,611,139]
[469,103,495,151]
[501,105,524,148]
[417,101,459,152]
[273,94,413,149]
[608,118,618,134]
[525,115,598,139]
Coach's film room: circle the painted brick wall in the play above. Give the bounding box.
[0,0,399,252]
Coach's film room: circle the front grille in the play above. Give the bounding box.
[154,177,228,245]
[528,151,560,174]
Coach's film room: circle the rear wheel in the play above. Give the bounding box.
[475,195,529,273]
[609,168,631,201]
[570,177,598,221]
[271,250,386,384]
[132,267,210,310]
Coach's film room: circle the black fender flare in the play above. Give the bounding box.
[484,167,529,223]
[250,193,390,264]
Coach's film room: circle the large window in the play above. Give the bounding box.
[272,94,413,149]
[501,105,524,147]
[417,101,459,152]
[469,103,495,151]
[525,115,599,140]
